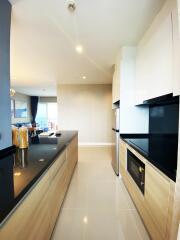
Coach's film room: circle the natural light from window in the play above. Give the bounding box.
[36,102,57,130]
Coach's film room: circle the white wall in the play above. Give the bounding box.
[57,84,112,145]
[11,92,31,124]
[39,97,57,103]
[119,47,149,133]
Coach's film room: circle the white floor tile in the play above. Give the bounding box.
[52,209,88,240]
[51,147,150,240]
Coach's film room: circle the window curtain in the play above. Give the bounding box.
[30,96,39,127]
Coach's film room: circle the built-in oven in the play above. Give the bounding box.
[127,149,145,194]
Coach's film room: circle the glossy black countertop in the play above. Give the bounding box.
[0,131,78,226]
[120,134,178,182]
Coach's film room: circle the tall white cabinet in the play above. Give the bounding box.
[112,54,121,104]
[119,47,149,133]
[112,63,120,104]
[172,5,180,96]
[135,0,180,104]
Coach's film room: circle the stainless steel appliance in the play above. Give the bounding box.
[111,108,120,175]
[127,149,145,194]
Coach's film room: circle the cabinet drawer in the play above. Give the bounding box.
[49,149,66,181]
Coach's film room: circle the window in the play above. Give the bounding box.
[36,102,57,130]
[47,103,57,130]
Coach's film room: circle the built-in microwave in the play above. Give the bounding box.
[127,149,145,194]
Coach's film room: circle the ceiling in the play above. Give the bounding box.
[10,0,165,96]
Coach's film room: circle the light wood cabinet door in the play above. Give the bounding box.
[172,6,180,96]
[49,136,78,232]
[0,172,51,240]
[135,6,173,104]
[119,140,127,171]
[177,223,180,240]
[66,136,78,178]
[145,162,172,239]
[49,157,69,232]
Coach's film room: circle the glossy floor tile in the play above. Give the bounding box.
[51,146,150,240]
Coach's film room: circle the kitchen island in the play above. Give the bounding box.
[0,131,78,240]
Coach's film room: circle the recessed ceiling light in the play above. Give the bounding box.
[76,45,83,54]
[83,216,88,224]
[82,76,87,79]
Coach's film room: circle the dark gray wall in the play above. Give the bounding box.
[0,0,12,150]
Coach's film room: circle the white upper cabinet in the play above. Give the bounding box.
[135,0,176,104]
[172,4,180,96]
[112,56,121,104]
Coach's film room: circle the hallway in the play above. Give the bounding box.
[51,146,150,240]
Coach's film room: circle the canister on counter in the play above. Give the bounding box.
[19,127,29,149]
[12,127,19,147]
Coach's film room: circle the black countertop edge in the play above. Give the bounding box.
[0,145,16,159]
[0,132,78,226]
[120,134,177,182]
[120,133,149,138]
[120,133,178,138]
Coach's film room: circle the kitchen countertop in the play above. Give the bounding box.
[120,134,178,182]
[0,130,78,226]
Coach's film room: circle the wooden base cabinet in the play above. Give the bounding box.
[49,151,69,233]
[0,171,51,240]
[145,162,174,239]
[119,140,175,240]
[0,136,78,240]
[67,135,78,177]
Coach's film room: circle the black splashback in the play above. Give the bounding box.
[149,96,179,134]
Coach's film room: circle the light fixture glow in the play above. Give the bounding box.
[10,88,16,97]
[14,172,21,177]
[76,45,83,54]
[83,216,88,224]
[82,76,87,80]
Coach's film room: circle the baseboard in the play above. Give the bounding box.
[78,142,113,147]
